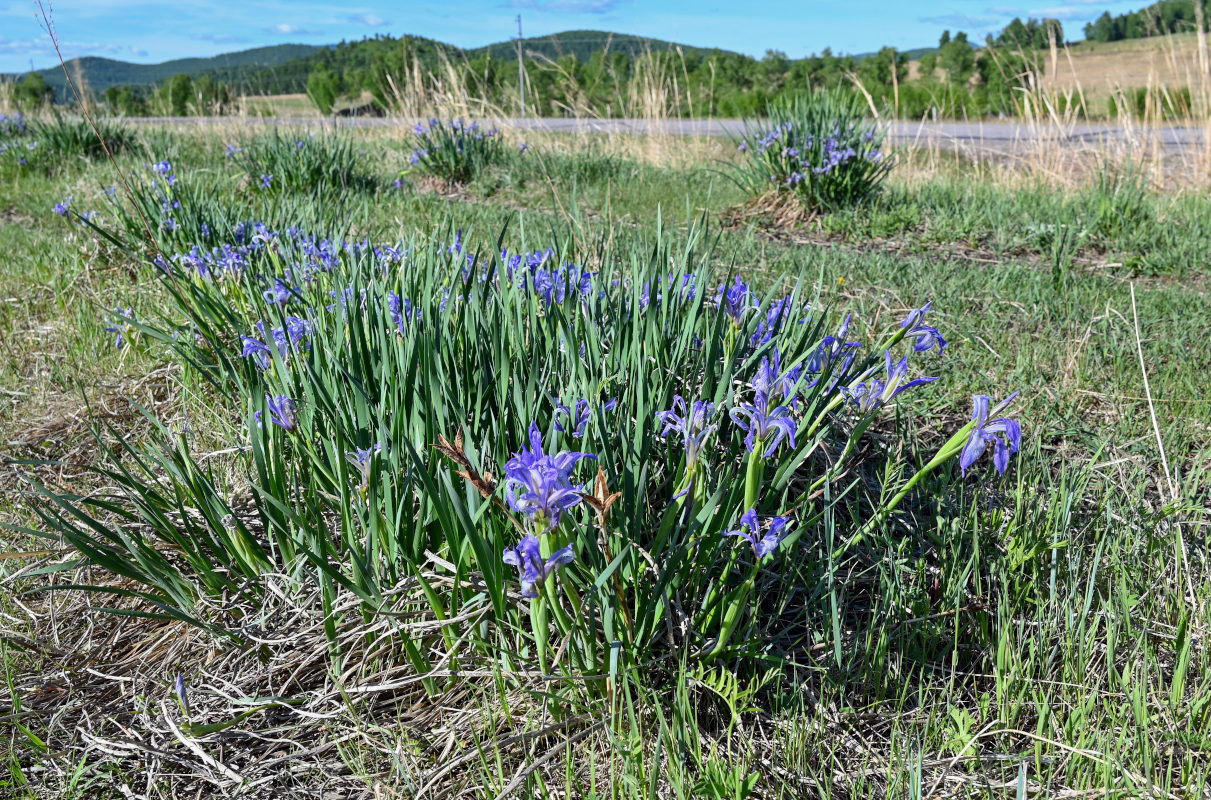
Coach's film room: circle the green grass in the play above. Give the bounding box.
[0,125,1208,799]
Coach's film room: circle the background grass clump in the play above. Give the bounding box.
[407,118,509,184]
[233,129,374,196]
[732,90,892,212]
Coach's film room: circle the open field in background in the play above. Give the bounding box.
[238,93,319,117]
[1043,32,1211,105]
[1,120,1209,798]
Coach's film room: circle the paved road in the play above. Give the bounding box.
[119,116,1208,152]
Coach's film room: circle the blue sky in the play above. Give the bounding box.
[1,0,1149,73]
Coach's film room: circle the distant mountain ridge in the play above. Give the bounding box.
[5,44,321,95]
[4,31,922,98]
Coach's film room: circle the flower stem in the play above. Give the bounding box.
[743,444,765,511]
[855,420,977,543]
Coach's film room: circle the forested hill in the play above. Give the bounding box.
[1084,0,1210,41]
[472,30,737,62]
[15,45,320,96]
[192,31,739,96]
[5,32,726,98]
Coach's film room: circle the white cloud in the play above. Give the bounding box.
[266,23,321,36]
[1026,6,1103,19]
[347,12,388,26]
[193,32,250,44]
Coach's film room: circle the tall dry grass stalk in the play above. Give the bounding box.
[901,34,1211,193]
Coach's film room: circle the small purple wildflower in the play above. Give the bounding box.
[724,508,790,559]
[899,301,946,355]
[260,174,273,189]
[656,396,717,467]
[959,393,1022,476]
[257,394,298,432]
[174,674,189,717]
[715,276,759,328]
[241,336,273,370]
[503,423,594,533]
[503,535,575,599]
[386,292,417,335]
[730,358,798,459]
[103,306,133,348]
[554,397,617,439]
[262,279,295,307]
[841,351,938,415]
[346,443,384,490]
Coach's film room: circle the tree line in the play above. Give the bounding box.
[3,15,1078,119]
[1084,0,1210,41]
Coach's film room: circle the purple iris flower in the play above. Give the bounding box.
[714,276,759,328]
[656,396,717,468]
[326,286,360,313]
[241,336,272,370]
[226,143,242,158]
[752,350,803,409]
[346,443,383,489]
[841,351,938,415]
[503,534,575,599]
[806,313,863,382]
[554,397,617,439]
[263,279,295,306]
[242,318,311,370]
[750,296,794,348]
[152,160,172,176]
[960,393,1022,476]
[724,508,790,559]
[386,292,417,335]
[174,674,189,716]
[260,174,273,189]
[503,423,594,532]
[900,301,946,355]
[271,316,313,353]
[53,197,72,217]
[730,361,798,459]
[103,306,133,348]
[256,394,298,432]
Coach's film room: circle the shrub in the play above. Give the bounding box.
[407,118,506,183]
[732,90,892,212]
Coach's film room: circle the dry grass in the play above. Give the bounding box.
[1047,31,1211,100]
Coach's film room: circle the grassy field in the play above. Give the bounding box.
[1,117,1209,799]
[1042,31,1211,105]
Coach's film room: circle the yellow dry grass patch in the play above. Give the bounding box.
[1045,32,1211,100]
